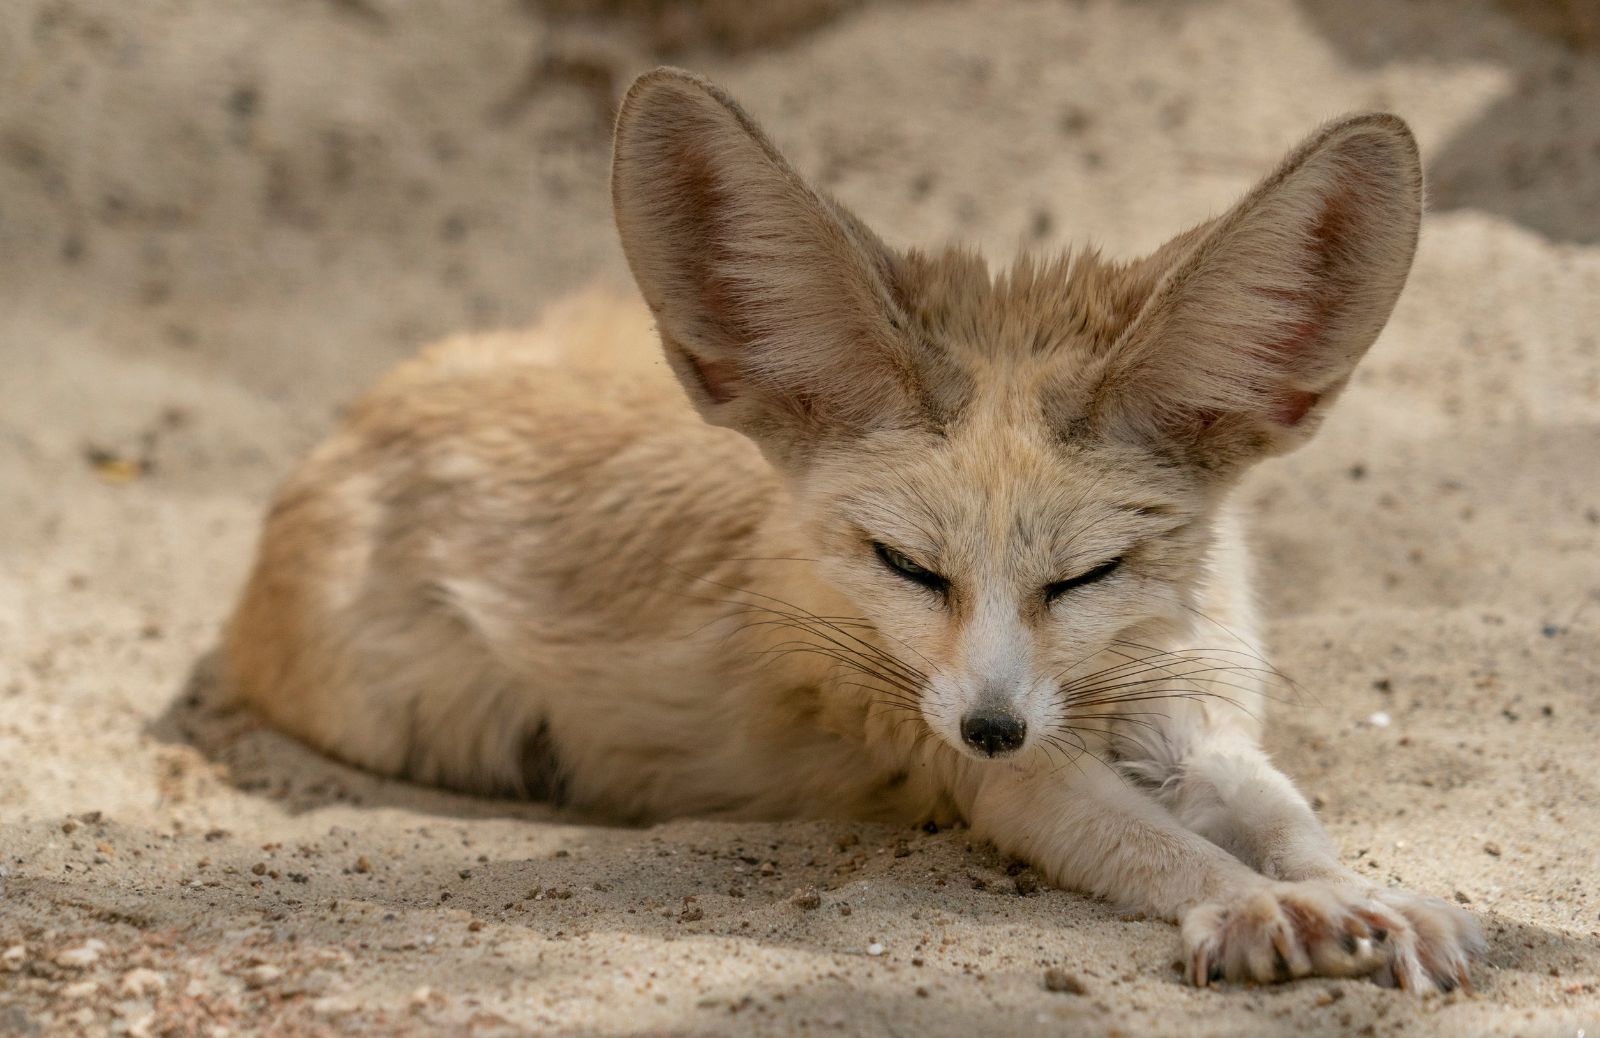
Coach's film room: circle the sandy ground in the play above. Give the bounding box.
[3,0,1599,1035]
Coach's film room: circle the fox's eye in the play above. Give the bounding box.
[1044,556,1123,604]
[873,542,949,594]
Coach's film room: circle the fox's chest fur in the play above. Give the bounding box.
[222,68,1484,992]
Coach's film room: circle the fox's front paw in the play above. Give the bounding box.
[1183,883,1392,987]
[1182,882,1482,991]
[1366,889,1483,992]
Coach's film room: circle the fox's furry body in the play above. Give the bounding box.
[223,69,1482,990]
[225,291,960,822]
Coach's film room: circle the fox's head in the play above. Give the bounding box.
[612,69,1421,763]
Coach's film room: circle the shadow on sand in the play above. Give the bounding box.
[1298,0,1600,244]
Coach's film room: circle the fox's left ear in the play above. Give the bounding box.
[1094,114,1422,471]
[611,68,925,466]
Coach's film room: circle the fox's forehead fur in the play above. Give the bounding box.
[897,246,1167,367]
[884,244,1189,435]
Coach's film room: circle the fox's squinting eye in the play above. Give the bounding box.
[872,542,949,595]
[1044,556,1123,604]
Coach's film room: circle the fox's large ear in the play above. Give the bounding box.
[612,68,923,462]
[1094,114,1422,471]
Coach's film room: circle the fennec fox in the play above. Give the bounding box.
[224,68,1482,990]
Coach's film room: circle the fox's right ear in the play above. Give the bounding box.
[1092,113,1423,473]
[612,68,923,464]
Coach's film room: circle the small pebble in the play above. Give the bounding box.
[121,967,166,997]
[1,945,24,971]
[790,886,822,911]
[294,970,336,999]
[866,943,885,956]
[1044,968,1086,994]
[1483,841,1502,857]
[55,940,106,969]
[243,964,283,989]
[61,980,100,1000]
[353,856,371,873]
[1454,890,1472,904]
[1365,711,1391,728]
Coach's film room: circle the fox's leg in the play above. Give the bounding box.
[1142,726,1343,881]
[964,760,1478,990]
[1144,517,1357,881]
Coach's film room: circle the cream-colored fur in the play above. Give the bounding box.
[222,68,1482,991]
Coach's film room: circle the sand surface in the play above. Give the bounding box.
[3,1,1599,1034]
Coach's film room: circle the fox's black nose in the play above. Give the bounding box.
[960,712,1026,757]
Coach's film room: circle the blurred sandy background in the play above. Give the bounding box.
[2,1,1598,1035]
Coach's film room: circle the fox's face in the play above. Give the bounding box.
[799,411,1210,759]
[612,70,1422,761]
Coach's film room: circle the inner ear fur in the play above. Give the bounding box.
[611,67,923,459]
[1093,113,1423,470]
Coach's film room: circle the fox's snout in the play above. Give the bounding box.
[959,710,1027,758]
[925,666,1047,762]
